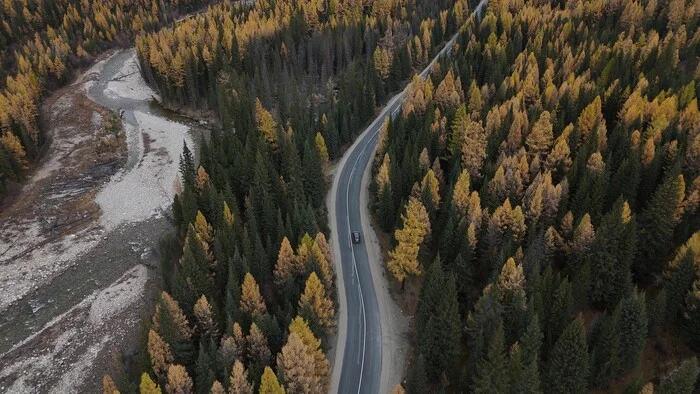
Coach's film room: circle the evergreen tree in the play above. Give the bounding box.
[473,323,508,394]
[658,358,699,394]
[406,353,428,394]
[637,174,685,280]
[545,316,590,394]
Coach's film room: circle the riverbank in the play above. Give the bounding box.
[0,48,197,393]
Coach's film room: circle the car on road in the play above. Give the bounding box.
[352,231,361,244]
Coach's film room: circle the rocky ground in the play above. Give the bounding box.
[0,49,195,393]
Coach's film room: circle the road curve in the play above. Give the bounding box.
[329,1,488,393]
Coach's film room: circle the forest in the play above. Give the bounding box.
[0,0,214,195]
[371,0,700,392]
[99,0,471,393]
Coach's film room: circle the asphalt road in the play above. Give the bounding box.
[333,1,488,392]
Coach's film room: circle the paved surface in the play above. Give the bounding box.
[329,1,488,393]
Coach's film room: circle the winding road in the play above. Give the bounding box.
[330,1,488,393]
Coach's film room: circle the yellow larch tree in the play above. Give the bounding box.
[139,373,161,394]
[276,332,319,394]
[240,273,267,318]
[229,360,253,394]
[260,366,286,394]
[255,98,278,149]
[166,364,193,394]
[288,316,330,393]
[299,272,335,332]
[387,197,431,288]
[274,237,297,286]
[147,329,174,380]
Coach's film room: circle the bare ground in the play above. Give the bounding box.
[0,49,192,393]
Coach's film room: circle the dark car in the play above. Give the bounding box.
[352,231,361,244]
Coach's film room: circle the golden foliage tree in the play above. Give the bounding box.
[388,197,431,287]
[299,272,335,332]
[139,373,161,394]
[461,120,487,179]
[274,237,297,286]
[240,273,267,318]
[166,365,193,394]
[260,366,286,394]
[276,332,318,394]
[148,329,174,380]
[255,98,278,148]
[229,360,254,394]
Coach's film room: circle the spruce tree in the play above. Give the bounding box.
[473,323,508,394]
[545,316,590,394]
[637,174,685,280]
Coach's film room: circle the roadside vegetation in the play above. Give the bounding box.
[372,0,700,392]
[104,0,470,392]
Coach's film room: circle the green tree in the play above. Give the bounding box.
[473,323,508,394]
[545,316,590,394]
[658,358,699,394]
[637,174,685,280]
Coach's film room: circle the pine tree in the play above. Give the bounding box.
[259,367,285,394]
[148,329,174,380]
[388,197,430,288]
[166,364,194,394]
[139,373,161,394]
[277,332,320,394]
[615,291,648,376]
[256,98,278,148]
[274,237,297,286]
[194,295,217,339]
[452,169,471,217]
[247,322,272,367]
[195,340,216,394]
[507,343,541,394]
[589,200,636,309]
[473,323,508,394]
[449,105,468,157]
[526,111,553,157]
[229,360,253,394]
[152,292,193,365]
[545,316,590,394]
[461,120,487,180]
[240,273,267,318]
[209,381,225,394]
[299,272,335,333]
[287,316,329,392]
[638,174,685,280]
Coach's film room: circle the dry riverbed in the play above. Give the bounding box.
[0,49,196,393]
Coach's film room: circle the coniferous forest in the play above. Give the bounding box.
[372,0,700,392]
[3,0,700,392]
[113,0,469,392]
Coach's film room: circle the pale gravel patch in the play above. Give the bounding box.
[0,265,150,393]
[105,53,159,102]
[89,264,148,325]
[95,110,191,231]
[51,335,111,394]
[0,223,99,312]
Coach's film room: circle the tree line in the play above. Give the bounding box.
[372,0,700,392]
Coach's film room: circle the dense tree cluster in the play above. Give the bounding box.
[372,0,700,392]
[101,0,475,392]
[0,0,213,195]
